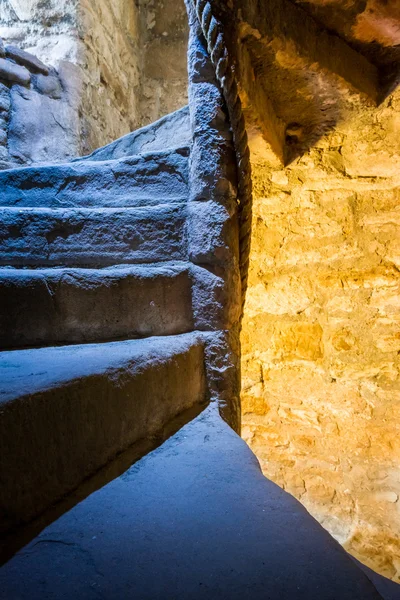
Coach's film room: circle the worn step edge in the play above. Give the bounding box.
[0,263,195,349]
[77,105,191,162]
[0,332,208,534]
[0,146,190,208]
[0,263,239,349]
[0,204,188,267]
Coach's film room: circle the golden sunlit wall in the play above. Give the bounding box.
[241,88,400,581]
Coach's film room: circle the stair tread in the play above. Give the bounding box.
[0,147,189,208]
[0,204,187,267]
[0,263,195,349]
[0,332,205,403]
[0,407,388,600]
[79,106,191,162]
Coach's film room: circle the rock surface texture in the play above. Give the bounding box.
[221,0,400,583]
[0,0,188,160]
[0,34,79,168]
[0,407,395,600]
[1,0,400,595]
[0,1,241,537]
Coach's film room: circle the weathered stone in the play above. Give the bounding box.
[0,205,187,267]
[0,82,10,112]
[0,145,8,161]
[33,73,62,98]
[80,106,191,162]
[0,147,189,206]
[0,37,4,58]
[0,58,30,86]
[188,199,239,267]
[5,44,49,75]
[0,264,195,349]
[0,333,207,533]
[0,83,11,114]
[0,1,188,160]
[7,86,79,164]
[242,85,400,582]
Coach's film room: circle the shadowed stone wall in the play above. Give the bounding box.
[241,86,400,581]
[0,0,188,161]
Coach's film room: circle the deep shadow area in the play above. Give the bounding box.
[0,400,208,566]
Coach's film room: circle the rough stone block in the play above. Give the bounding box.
[33,73,62,99]
[0,205,187,267]
[0,82,10,113]
[5,45,49,75]
[191,264,241,332]
[8,86,79,164]
[0,264,194,348]
[0,58,30,86]
[189,81,237,202]
[188,199,239,267]
[0,146,8,161]
[0,149,189,207]
[0,37,4,58]
[0,333,207,533]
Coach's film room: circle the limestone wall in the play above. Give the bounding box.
[0,38,81,168]
[241,87,400,580]
[0,0,188,161]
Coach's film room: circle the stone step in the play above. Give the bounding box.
[79,105,191,162]
[0,263,195,349]
[0,407,389,599]
[0,204,187,267]
[0,332,208,534]
[0,147,189,208]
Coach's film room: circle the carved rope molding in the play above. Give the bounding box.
[190,0,253,302]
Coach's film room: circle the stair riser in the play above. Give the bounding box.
[0,335,207,533]
[0,267,194,348]
[0,151,189,208]
[0,206,187,266]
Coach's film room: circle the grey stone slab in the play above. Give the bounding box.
[0,407,389,599]
[0,263,194,348]
[188,198,240,267]
[0,82,9,113]
[0,58,30,86]
[0,333,207,534]
[8,86,80,165]
[5,45,49,75]
[0,148,189,207]
[79,106,191,161]
[0,205,187,267]
[33,74,62,99]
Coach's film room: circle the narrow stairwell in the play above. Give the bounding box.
[0,107,216,532]
[1,2,399,597]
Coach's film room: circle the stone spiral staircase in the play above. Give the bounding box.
[0,106,218,532]
[1,5,400,600]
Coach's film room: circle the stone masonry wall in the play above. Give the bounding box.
[241,87,400,580]
[0,0,188,161]
[0,36,82,168]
